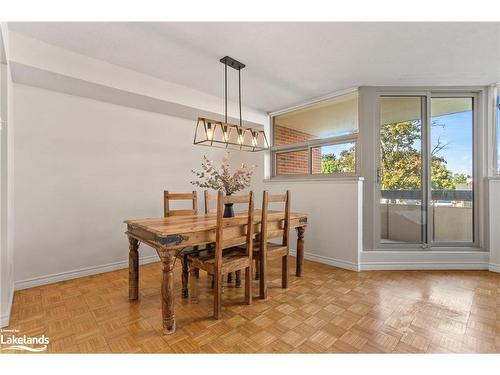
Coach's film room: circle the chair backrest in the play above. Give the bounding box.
[163,191,198,217]
[204,190,218,214]
[260,190,291,247]
[214,191,254,266]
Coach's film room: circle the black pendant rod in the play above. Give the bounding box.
[224,61,228,124]
[220,56,245,126]
[238,68,242,127]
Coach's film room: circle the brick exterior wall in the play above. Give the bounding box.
[274,125,321,175]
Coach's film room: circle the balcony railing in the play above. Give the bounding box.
[381,190,472,201]
[380,190,473,243]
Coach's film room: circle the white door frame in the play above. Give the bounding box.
[359,86,487,252]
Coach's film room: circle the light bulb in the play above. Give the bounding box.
[206,124,213,141]
[223,131,229,143]
[251,133,258,147]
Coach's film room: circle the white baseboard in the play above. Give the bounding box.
[360,250,490,271]
[0,286,14,328]
[290,250,491,272]
[360,261,489,271]
[289,249,360,272]
[14,254,160,291]
[11,252,497,295]
[489,263,500,273]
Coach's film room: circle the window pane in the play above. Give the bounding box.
[431,97,473,242]
[311,142,356,174]
[275,150,309,175]
[379,96,424,244]
[273,92,358,147]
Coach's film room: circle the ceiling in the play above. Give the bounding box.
[7,22,500,113]
[275,92,358,137]
[274,93,473,138]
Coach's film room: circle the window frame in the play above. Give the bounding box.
[270,91,360,179]
[359,86,486,252]
[310,139,358,176]
[273,147,310,177]
[494,84,500,175]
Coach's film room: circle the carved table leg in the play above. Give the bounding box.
[296,226,305,277]
[160,253,176,334]
[128,237,139,300]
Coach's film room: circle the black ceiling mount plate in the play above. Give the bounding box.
[220,56,245,70]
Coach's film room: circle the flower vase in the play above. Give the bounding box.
[223,193,235,218]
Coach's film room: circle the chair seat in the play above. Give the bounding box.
[188,247,250,275]
[238,242,288,257]
[179,247,199,256]
[179,244,212,257]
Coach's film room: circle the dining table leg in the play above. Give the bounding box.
[160,252,176,334]
[296,226,305,277]
[128,236,140,300]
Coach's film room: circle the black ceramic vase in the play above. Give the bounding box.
[223,193,234,218]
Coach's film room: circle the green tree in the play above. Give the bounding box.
[379,120,463,190]
[320,120,466,190]
[452,173,468,186]
[431,157,454,190]
[380,121,421,189]
[321,147,356,174]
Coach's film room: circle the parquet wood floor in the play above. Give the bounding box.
[2,257,500,353]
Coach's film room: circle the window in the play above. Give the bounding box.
[275,149,309,175]
[311,142,356,174]
[271,91,358,177]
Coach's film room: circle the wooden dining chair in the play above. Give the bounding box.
[188,191,254,319]
[204,190,217,214]
[204,190,240,287]
[163,190,199,298]
[254,190,291,299]
[164,190,197,217]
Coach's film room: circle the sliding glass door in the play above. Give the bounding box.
[430,97,474,243]
[379,96,425,244]
[378,93,476,248]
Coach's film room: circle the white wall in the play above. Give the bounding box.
[1,25,15,328]
[259,179,363,271]
[12,83,256,289]
[0,63,11,327]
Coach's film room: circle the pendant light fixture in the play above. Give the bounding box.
[193,56,269,152]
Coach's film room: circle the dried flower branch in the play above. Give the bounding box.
[191,151,255,195]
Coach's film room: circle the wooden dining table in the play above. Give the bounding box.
[124,209,308,334]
